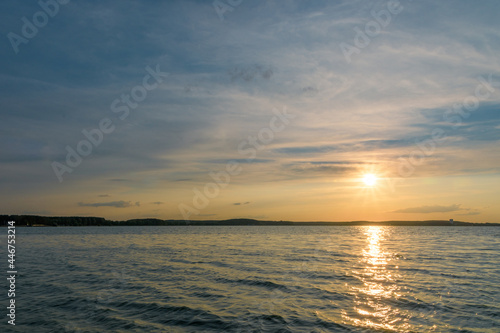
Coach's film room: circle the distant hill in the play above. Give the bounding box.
[1,215,499,227]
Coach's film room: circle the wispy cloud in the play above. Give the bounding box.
[392,204,462,214]
[228,65,273,82]
[233,202,251,206]
[207,159,274,164]
[78,201,140,208]
[290,165,357,176]
[457,207,482,216]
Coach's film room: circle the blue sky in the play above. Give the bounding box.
[1,0,499,221]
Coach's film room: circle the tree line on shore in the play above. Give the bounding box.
[1,215,499,226]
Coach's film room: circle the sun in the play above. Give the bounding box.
[362,174,378,187]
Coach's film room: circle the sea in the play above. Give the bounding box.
[2,226,500,332]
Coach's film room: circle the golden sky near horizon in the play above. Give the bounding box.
[1,1,499,222]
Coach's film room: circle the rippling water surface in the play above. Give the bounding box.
[3,226,500,332]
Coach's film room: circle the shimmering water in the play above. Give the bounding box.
[2,226,500,332]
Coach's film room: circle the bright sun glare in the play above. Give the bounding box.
[362,174,378,186]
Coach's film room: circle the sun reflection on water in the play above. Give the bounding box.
[342,226,409,331]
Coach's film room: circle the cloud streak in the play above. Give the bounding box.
[78,201,140,208]
[392,204,462,214]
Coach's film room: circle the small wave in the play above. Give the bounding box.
[190,291,226,299]
[215,277,290,291]
[114,302,231,330]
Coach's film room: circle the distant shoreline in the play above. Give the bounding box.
[1,215,499,227]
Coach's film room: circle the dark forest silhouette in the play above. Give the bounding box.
[1,215,498,227]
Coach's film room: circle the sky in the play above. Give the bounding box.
[1,0,499,222]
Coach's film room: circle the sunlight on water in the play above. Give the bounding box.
[343,226,410,332]
[8,226,500,332]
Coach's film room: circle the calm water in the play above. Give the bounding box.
[2,226,500,332]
